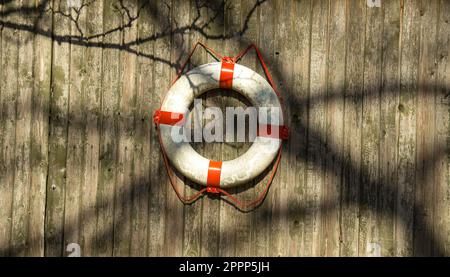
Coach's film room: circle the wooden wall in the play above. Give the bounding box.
[0,0,449,256]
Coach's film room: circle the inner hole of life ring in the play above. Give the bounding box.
[187,88,254,161]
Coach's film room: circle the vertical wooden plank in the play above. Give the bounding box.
[340,0,365,257]
[0,0,18,256]
[96,0,121,257]
[63,0,87,255]
[267,0,293,257]
[199,0,223,257]
[162,0,185,256]
[45,0,71,256]
[378,0,401,257]
[10,0,36,256]
[28,0,52,256]
[114,0,139,256]
[242,0,264,258]
[434,0,450,256]
[148,0,170,256]
[251,0,269,258]
[305,0,328,257]
[250,0,273,258]
[181,0,204,257]
[81,0,103,256]
[323,0,345,257]
[288,0,311,257]
[414,0,438,256]
[263,0,280,257]
[131,0,153,257]
[0,0,6,255]
[359,0,382,257]
[396,0,419,257]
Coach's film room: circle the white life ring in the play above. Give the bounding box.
[156,61,285,189]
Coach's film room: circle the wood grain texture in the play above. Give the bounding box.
[267,0,291,258]
[181,0,204,258]
[434,0,450,256]
[96,0,121,257]
[131,0,153,257]
[0,0,448,257]
[28,0,52,257]
[148,0,170,256]
[45,0,71,256]
[64,0,88,256]
[288,0,311,257]
[81,0,103,257]
[113,0,139,256]
[164,0,184,257]
[323,0,345,257]
[340,0,365,257]
[379,0,400,257]
[250,0,270,257]
[396,0,420,257]
[360,0,382,257]
[0,0,18,256]
[10,0,35,257]
[306,0,328,256]
[414,0,438,256]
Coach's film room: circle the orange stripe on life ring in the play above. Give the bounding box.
[219,57,235,89]
[206,160,222,193]
[153,109,184,126]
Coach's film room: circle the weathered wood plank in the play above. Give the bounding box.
[10,0,37,256]
[147,0,170,256]
[247,0,271,257]
[268,0,293,257]
[163,0,185,257]
[414,0,438,256]
[63,0,87,256]
[96,0,121,257]
[378,0,401,257]
[45,0,71,256]
[288,0,311,257]
[251,1,279,256]
[28,0,52,257]
[81,0,103,256]
[323,0,345,257]
[113,0,139,256]
[340,0,365,257]
[359,0,382,257]
[181,0,206,257]
[305,0,328,257]
[0,0,18,257]
[434,0,450,256]
[395,0,420,257]
[130,0,153,257]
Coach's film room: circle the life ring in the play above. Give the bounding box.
[154,58,288,190]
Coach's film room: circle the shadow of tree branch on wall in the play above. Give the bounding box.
[0,0,264,69]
